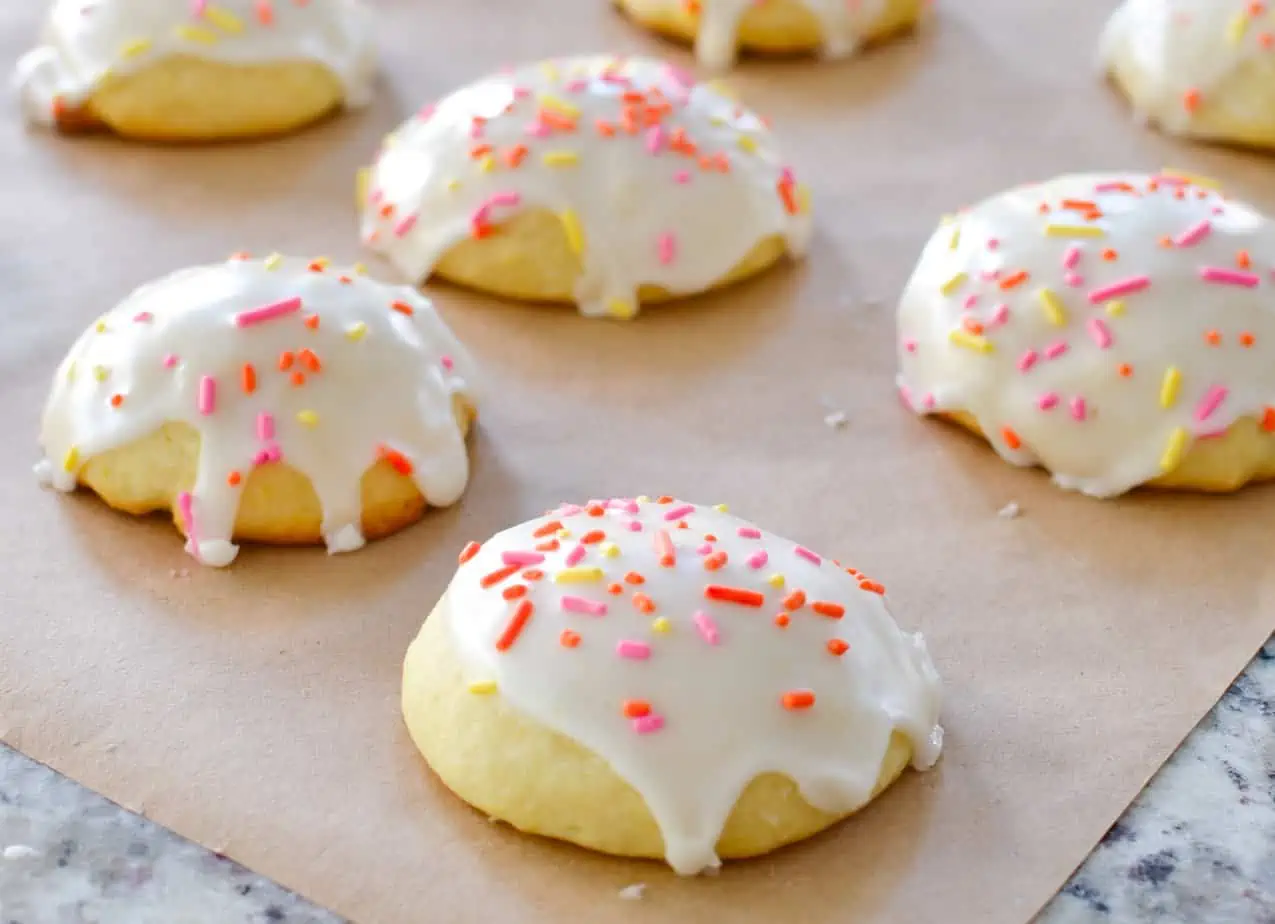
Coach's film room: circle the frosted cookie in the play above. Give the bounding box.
[1100,0,1275,150]
[897,171,1275,498]
[402,496,943,873]
[359,55,811,321]
[14,0,376,141]
[615,0,925,71]
[36,255,478,568]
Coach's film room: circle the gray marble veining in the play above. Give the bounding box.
[2,635,1272,923]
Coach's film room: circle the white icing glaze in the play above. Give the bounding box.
[687,0,889,70]
[1100,0,1275,134]
[896,171,1275,498]
[361,55,811,320]
[443,497,943,874]
[37,255,477,567]
[13,0,377,127]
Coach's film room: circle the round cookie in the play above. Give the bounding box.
[1100,0,1275,150]
[36,254,478,567]
[896,171,1275,498]
[402,496,943,874]
[14,0,376,141]
[615,0,925,70]
[359,54,811,321]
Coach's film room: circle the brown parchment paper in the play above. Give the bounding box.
[2,1,1274,922]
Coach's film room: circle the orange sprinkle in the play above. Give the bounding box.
[1237,250,1252,270]
[502,584,527,601]
[241,363,257,394]
[533,520,562,538]
[657,495,674,504]
[1263,407,1275,432]
[110,393,124,407]
[1158,235,1174,248]
[782,590,807,611]
[391,300,414,316]
[278,351,295,371]
[559,629,581,648]
[655,530,676,567]
[773,612,790,628]
[624,571,646,584]
[595,119,616,137]
[622,699,651,719]
[703,551,728,571]
[227,470,242,487]
[782,690,815,711]
[676,520,690,529]
[504,144,528,168]
[1118,363,1134,377]
[704,534,717,542]
[1205,330,1222,346]
[255,0,275,25]
[458,541,481,564]
[827,639,850,656]
[581,530,606,544]
[535,539,561,552]
[812,601,846,619]
[1260,33,1274,50]
[470,143,493,159]
[1101,248,1118,261]
[298,348,321,372]
[1037,203,1051,214]
[307,260,326,273]
[858,580,886,595]
[1183,88,1202,112]
[633,592,655,614]
[338,276,353,285]
[777,180,798,215]
[1240,332,1255,347]
[379,203,394,219]
[705,585,764,607]
[495,600,534,652]
[522,569,544,581]
[1001,426,1022,450]
[303,314,320,330]
[1062,199,1097,212]
[480,564,520,588]
[586,503,606,517]
[378,446,414,476]
[999,270,1029,290]
[290,371,306,387]
[963,318,985,335]
[607,583,624,595]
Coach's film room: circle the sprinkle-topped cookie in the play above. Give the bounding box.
[14,0,376,128]
[360,54,811,320]
[897,171,1275,497]
[37,255,478,567]
[441,496,943,874]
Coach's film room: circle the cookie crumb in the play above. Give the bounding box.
[618,884,646,900]
[3,845,40,861]
[823,411,848,429]
[997,502,1021,519]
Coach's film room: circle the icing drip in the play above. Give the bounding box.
[896,171,1275,498]
[1100,0,1275,134]
[689,0,890,70]
[13,0,377,127]
[36,255,477,567]
[445,497,944,874]
[361,55,812,321]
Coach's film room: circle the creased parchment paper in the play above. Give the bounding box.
[1,1,1273,922]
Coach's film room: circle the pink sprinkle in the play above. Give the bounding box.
[922,392,936,410]
[657,232,677,266]
[1094,181,1127,192]
[234,296,302,328]
[904,338,918,353]
[525,121,550,138]
[621,500,640,514]
[1197,427,1228,440]
[162,354,178,368]
[632,714,665,734]
[898,384,913,409]
[1044,341,1069,360]
[564,544,587,567]
[1154,174,1189,186]
[737,526,762,538]
[991,304,1010,326]
[563,78,587,93]
[265,445,282,463]
[693,610,719,645]
[1087,317,1113,349]
[663,504,694,521]
[1199,267,1260,288]
[646,125,664,154]
[394,214,418,238]
[962,294,979,310]
[416,104,435,120]
[1038,392,1059,410]
[1174,219,1212,247]
[986,238,1000,251]
[469,119,484,140]
[626,519,643,532]
[795,546,821,566]
[616,640,651,660]
[1195,385,1228,422]
[747,550,768,569]
[252,450,272,466]
[1069,396,1087,421]
[1017,349,1038,372]
[981,269,1000,281]
[256,412,274,441]
[501,550,544,566]
[673,170,691,184]
[561,595,607,616]
[1064,272,1084,288]
[697,542,713,555]
[368,188,383,205]
[133,311,153,323]
[197,376,216,416]
[1062,245,1082,269]
[1088,276,1151,304]
[191,0,207,14]
[779,167,795,186]
[441,355,455,371]
[177,491,196,552]
[557,503,584,516]
[487,191,521,209]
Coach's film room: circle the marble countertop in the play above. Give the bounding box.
[2,635,1272,924]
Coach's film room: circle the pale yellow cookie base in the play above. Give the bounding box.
[942,411,1275,493]
[72,396,475,546]
[58,56,346,142]
[401,605,914,865]
[1106,43,1275,152]
[616,0,923,59]
[426,209,791,307]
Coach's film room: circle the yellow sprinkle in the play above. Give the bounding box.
[557,528,572,539]
[940,272,968,296]
[478,155,496,173]
[445,178,461,192]
[467,680,498,695]
[737,135,758,153]
[345,322,367,341]
[1037,287,1067,327]
[559,210,584,256]
[708,114,727,127]
[538,94,580,118]
[66,362,76,382]
[554,567,604,584]
[796,184,812,215]
[297,410,319,428]
[601,542,620,558]
[539,61,560,81]
[1160,168,1221,190]
[651,617,671,634]
[1160,427,1188,472]
[204,6,245,32]
[703,78,737,99]
[607,299,636,320]
[948,330,993,353]
[1044,224,1105,238]
[62,446,80,472]
[541,150,579,167]
[1160,367,1182,409]
[95,320,107,333]
[1226,12,1249,43]
[120,37,152,58]
[1106,299,1125,317]
[353,263,368,275]
[355,167,370,208]
[175,24,219,44]
[93,365,109,382]
[767,573,786,589]
[712,503,728,512]
[939,213,956,226]
[637,495,651,503]
[264,253,283,271]
[949,226,961,250]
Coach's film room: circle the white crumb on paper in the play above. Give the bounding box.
[823,411,848,429]
[997,502,1021,519]
[618,884,646,900]
[3,845,40,861]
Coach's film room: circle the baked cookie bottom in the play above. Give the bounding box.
[401,606,915,864]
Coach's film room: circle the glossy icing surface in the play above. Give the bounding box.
[897,172,1275,498]
[690,0,889,70]
[14,0,377,126]
[361,54,811,320]
[443,496,944,874]
[36,255,477,568]
[1100,0,1275,134]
